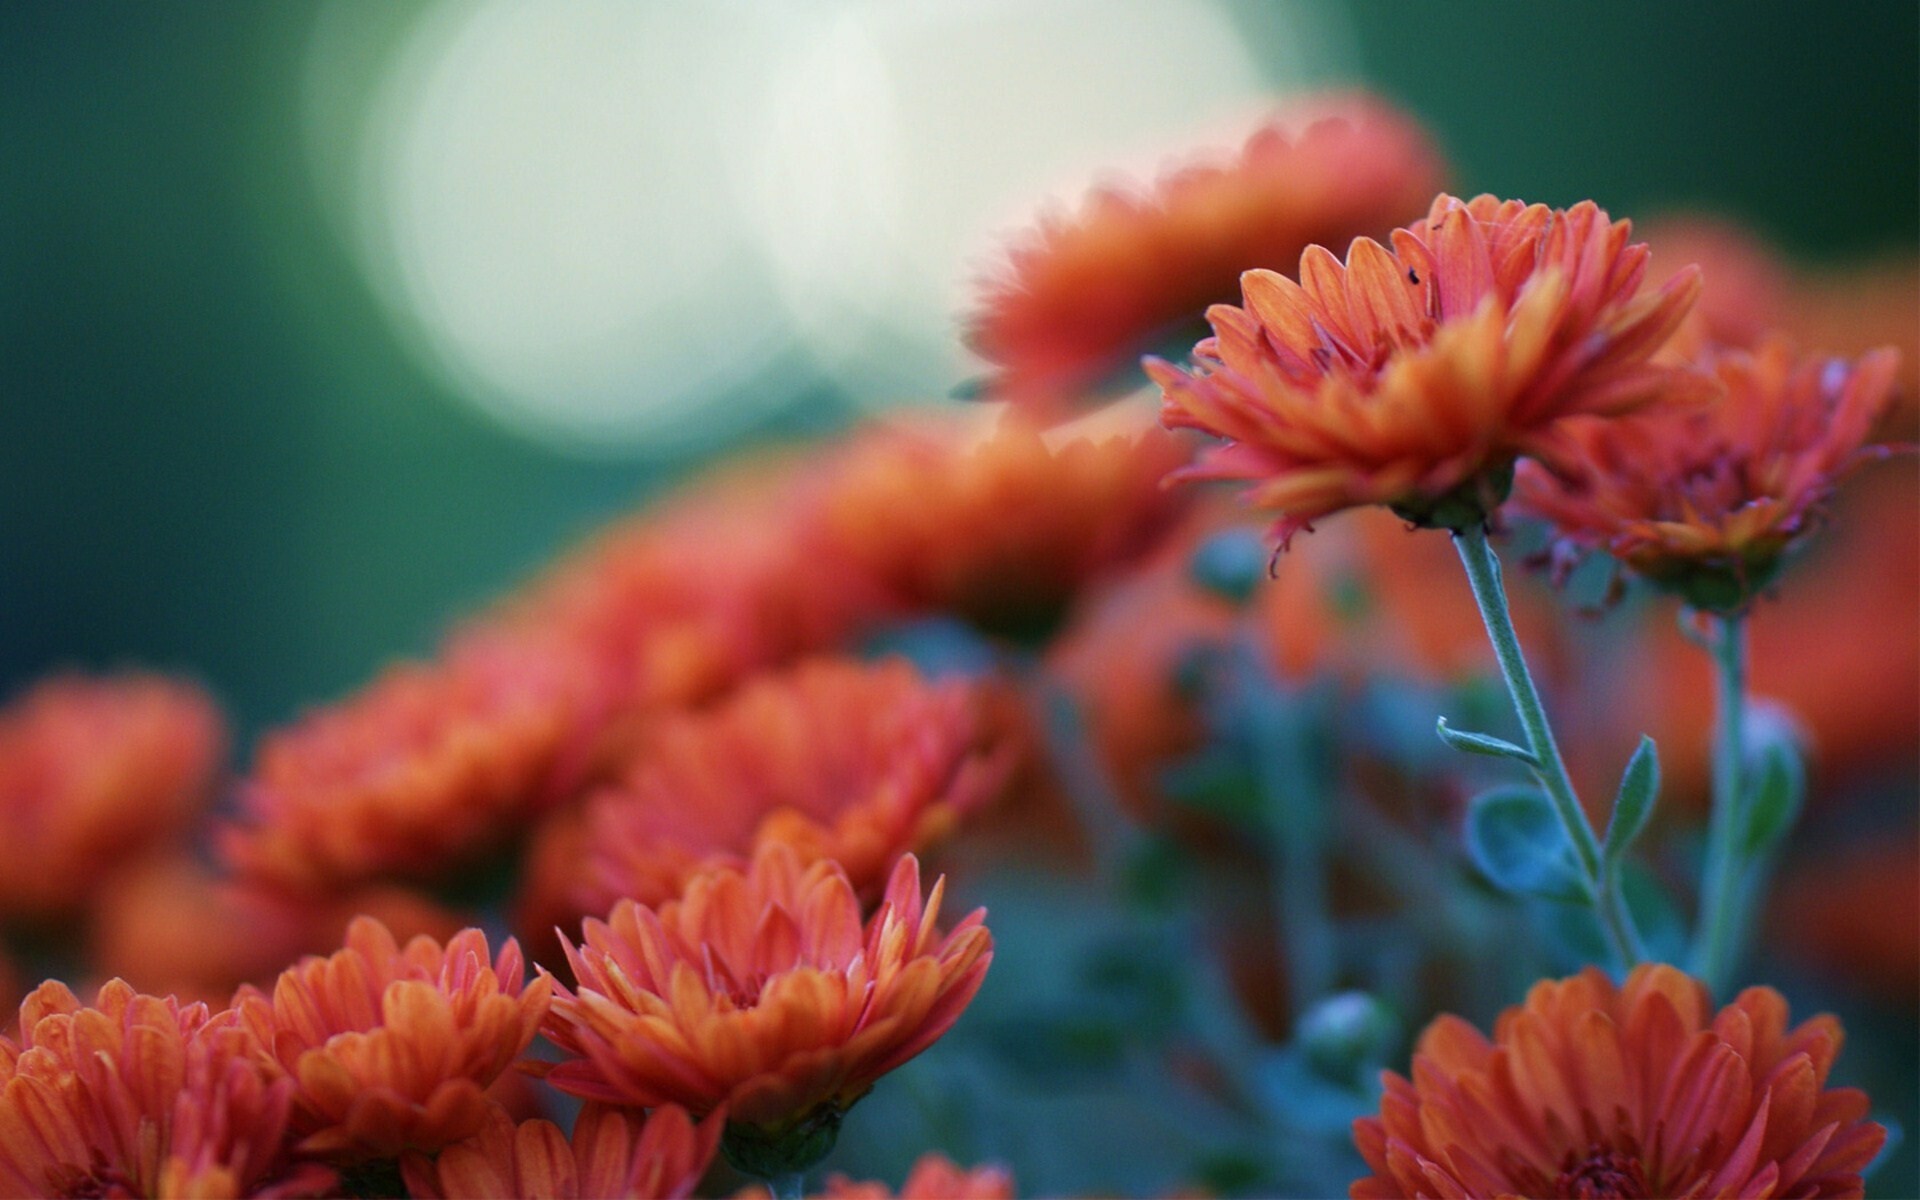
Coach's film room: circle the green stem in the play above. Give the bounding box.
[1689,612,1748,993]
[1245,667,1335,1015]
[1035,678,1140,886]
[1452,524,1644,969]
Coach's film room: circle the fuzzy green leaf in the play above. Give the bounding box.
[1463,785,1585,901]
[1603,735,1659,866]
[1436,717,1539,767]
[1740,737,1805,854]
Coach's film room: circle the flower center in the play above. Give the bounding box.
[1553,1147,1652,1199]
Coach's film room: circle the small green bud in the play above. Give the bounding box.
[1298,991,1397,1087]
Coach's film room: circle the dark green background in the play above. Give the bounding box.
[3,2,1915,740]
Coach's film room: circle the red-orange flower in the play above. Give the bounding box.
[1150,193,1710,547]
[1352,964,1884,1199]
[543,845,992,1137]
[235,917,551,1162]
[0,672,224,924]
[1514,337,1901,610]
[401,1102,722,1200]
[818,406,1190,638]
[970,93,1445,410]
[578,657,1010,916]
[0,979,334,1198]
[222,633,593,894]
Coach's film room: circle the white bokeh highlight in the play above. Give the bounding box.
[314,0,1351,452]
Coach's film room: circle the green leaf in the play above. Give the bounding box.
[1603,735,1659,867]
[1739,736,1805,854]
[1436,717,1539,767]
[1463,786,1586,901]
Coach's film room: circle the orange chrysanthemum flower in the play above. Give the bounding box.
[970,93,1445,410]
[1150,193,1710,547]
[1352,964,1885,1199]
[0,979,334,1198]
[1513,337,1901,610]
[235,917,551,1162]
[543,846,991,1147]
[578,657,1009,916]
[0,672,224,924]
[818,407,1190,638]
[222,633,594,894]
[401,1102,722,1200]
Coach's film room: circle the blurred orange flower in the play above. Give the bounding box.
[235,917,551,1162]
[1641,217,1795,354]
[1352,964,1884,1199]
[402,1102,722,1200]
[579,657,1010,916]
[0,672,224,924]
[0,979,334,1198]
[1051,503,1573,823]
[819,407,1190,638]
[544,845,991,1138]
[1151,193,1709,546]
[222,633,593,894]
[969,93,1445,410]
[1515,337,1901,610]
[819,1154,1015,1200]
[1772,836,1920,1009]
[470,447,886,725]
[828,1153,1015,1200]
[88,853,468,1007]
[1647,218,1918,440]
[737,1152,1016,1200]
[1792,256,1919,440]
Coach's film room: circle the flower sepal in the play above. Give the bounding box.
[722,1103,845,1180]
[1388,461,1515,535]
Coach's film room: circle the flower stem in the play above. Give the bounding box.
[1689,611,1748,993]
[1243,662,1336,1014]
[1452,524,1644,969]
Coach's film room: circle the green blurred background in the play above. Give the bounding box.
[2,0,1914,742]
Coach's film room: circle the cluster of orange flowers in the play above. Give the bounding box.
[0,397,1206,1193]
[3,90,1913,1198]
